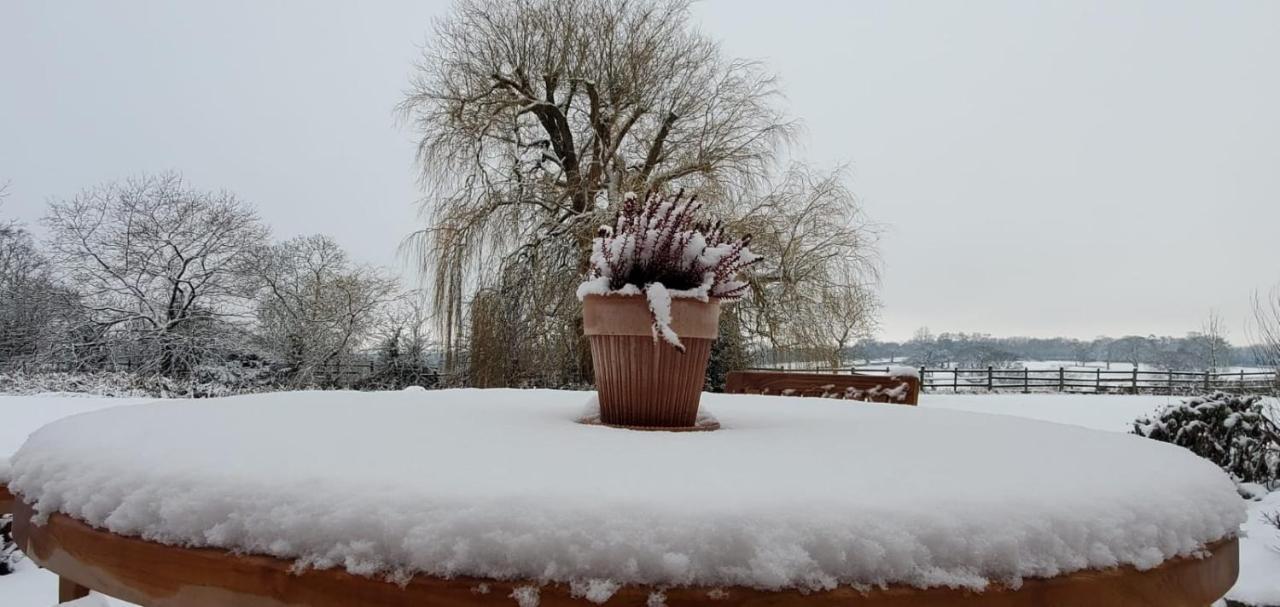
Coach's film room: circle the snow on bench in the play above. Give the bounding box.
[725,371,920,404]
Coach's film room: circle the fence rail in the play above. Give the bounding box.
[749,366,1279,395]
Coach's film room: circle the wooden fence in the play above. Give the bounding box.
[750,366,1279,395]
[9,359,1277,395]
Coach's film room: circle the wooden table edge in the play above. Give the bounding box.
[9,491,1239,607]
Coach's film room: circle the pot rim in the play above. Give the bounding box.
[582,293,720,339]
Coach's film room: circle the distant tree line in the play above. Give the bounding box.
[0,174,434,390]
[846,325,1263,371]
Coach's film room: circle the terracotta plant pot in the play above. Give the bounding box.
[583,294,720,428]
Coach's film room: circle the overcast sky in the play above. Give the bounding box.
[2,0,1277,342]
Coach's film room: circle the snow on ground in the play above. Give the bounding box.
[1232,490,1280,605]
[0,391,1275,605]
[921,393,1173,432]
[1,559,124,607]
[9,389,1244,595]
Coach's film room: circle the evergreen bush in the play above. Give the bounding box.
[1133,392,1280,485]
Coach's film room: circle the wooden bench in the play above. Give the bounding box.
[725,371,921,405]
[0,482,13,516]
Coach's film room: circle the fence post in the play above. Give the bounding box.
[1168,370,1174,395]
[1204,370,1210,391]
[1023,368,1030,393]
[1058,367,1065,392]
[1131,367,1138,394]
[919,366,926,390]
[953,368,959,393]
[987,366,993,392]
[1096,368,1101,393]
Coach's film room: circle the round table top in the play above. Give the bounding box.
[8,388,1244,597]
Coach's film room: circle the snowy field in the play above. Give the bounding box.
[1,391,1277,606]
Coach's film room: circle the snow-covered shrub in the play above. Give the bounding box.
[0,369,287,398]
[0,515,18,575]
[577,191,761,350]
[0,371,150,397]
[1133,392,1280,485]
[705,310,751,392]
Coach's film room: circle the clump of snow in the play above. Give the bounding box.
[644,283,682,350]
[509,585,540,607]
[887,365,920,379]
[10,389,1244,593]
[570,579,621,604]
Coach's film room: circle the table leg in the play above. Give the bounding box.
[58,576,90,602]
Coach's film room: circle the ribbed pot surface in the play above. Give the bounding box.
[589,335,713,427]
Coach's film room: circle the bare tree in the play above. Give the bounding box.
[43,173,268,375]
[825,285,881,368]
[374,292,436,366]
[729,165,880,359]
[1253,286,1280,373]
[1108,335,1152,370]
[253,235,399,384]
[1072,340,1096,366]
[366,291,443,388]
[0,219,78,365]
[400,0,877,382]
[907,327,945,367]
[1196,309,1230,373]
[1,185,79,366]
[785,276,880,369]
[0,181,11,234]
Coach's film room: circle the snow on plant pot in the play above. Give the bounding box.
[577,190,759,428]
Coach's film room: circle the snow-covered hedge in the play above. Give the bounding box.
[0,370,287,398]
[0,367,442,398]
[1133,392,1280,485]
[577,191,759,350]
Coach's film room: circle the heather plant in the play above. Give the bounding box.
[578,191,761,349]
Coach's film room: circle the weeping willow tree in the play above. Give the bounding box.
[402,0,879,384]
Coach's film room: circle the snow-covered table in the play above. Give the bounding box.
[5,389,1245,606]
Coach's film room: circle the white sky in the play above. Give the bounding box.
[2,0,1277,342]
